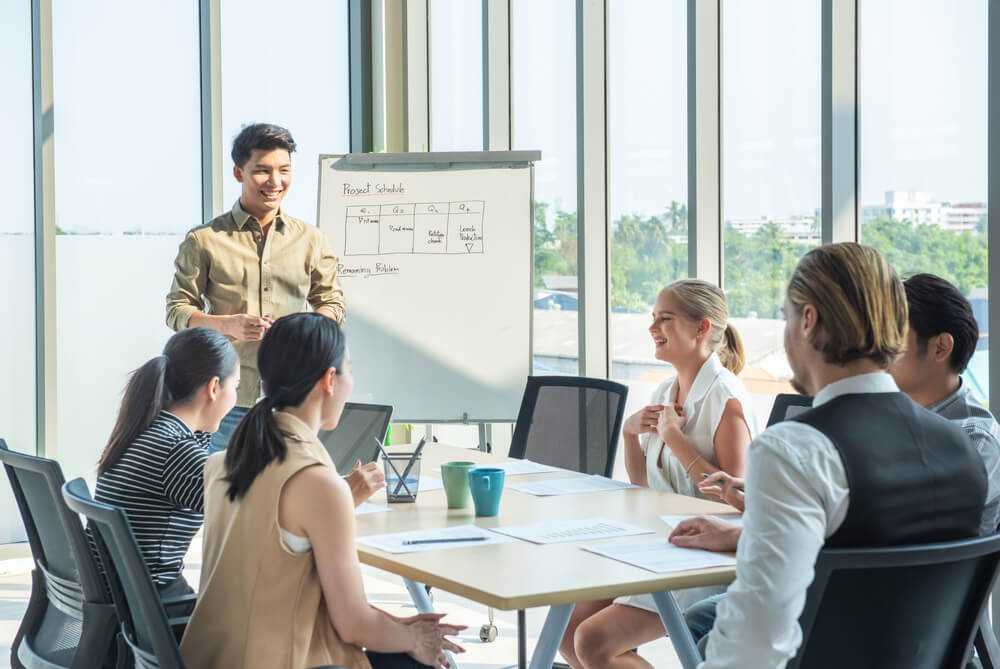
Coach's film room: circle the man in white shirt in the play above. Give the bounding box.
[669,243,987,668]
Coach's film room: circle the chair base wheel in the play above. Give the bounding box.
[479,623,498,642]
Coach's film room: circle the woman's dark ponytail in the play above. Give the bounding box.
[98,328,238,476]
[223,313,346,501]
[99,357,169,475]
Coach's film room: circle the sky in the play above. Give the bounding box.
[0,0,988,234]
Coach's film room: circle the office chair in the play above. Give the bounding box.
[766,393,813,427]
[0,440,117,669]
[788,533,1000,668]
[318,402,393,473]
[506,375,628,665]
[508,375,629,478]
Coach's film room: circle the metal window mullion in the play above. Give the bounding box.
[349,0,374,153]
[31,0,56,458]
[199,0,223,221]
[821,0,858,244]
[483,0,511,151]
[406,0,429,151]
[372,0,405,152]
[576,0,609,379]
[988,1,1000,423]
[687,0,722,285]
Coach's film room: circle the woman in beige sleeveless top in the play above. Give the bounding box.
[180,313,466,669]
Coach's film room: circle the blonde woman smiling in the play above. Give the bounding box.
[559,279,758,669]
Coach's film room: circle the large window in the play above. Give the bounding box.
[860,0,989,403]
[429,0,483,151]
[513,0,578,375]
[221,0,350,221]
[722,0,821,420]
[608,0,688,404]
[53,0,201,483]
[1,0,35,542]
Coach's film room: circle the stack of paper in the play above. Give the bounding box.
[507,475,636,496]
[582,538,736,573]
[490,517,654,544]
[357,524,516,554]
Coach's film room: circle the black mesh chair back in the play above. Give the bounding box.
[0,440,116,669]
[318,402,393,473]
[766,393,813,427]
[787,533,1000,669]
[61,478,183,669]
[508,376,628,477]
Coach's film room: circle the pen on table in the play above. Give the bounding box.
[702,472,745,493]
[402,536,487,545]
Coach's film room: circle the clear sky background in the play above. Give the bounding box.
[1,0,987,234]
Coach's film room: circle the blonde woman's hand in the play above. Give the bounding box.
[622,404,665,438]
[404,613,467,668]
[698,471,746,512]
[656,403,687,444]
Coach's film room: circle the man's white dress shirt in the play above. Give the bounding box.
[699,373,901,668]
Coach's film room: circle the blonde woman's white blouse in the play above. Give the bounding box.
[641,352,760,498]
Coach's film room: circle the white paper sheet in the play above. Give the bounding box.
[357,524,516,554]
[582,537,737,573]
[355,502,391,515]
[507,475,637,496]
[434,460,559,476]
[659,514,744,529]
[489,517,655,544]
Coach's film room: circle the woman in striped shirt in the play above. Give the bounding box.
[95,327,239,609]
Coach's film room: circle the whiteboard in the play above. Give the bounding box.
[316,152,537,422]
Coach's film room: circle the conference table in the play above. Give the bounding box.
[354,444,737,669]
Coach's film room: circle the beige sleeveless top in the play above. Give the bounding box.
[180,411,371,669]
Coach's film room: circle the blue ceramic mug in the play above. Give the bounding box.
[468,467,505,517]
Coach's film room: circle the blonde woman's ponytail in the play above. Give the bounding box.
[718,323,745,376]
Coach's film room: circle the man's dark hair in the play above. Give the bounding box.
[903,273,979,373]
[231,123,297,168]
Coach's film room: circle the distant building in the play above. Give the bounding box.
[862,191,986,234]
[727,215,820,244]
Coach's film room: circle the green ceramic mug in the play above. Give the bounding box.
[440,461,476,509]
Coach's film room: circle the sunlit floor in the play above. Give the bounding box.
[0,538,684,669]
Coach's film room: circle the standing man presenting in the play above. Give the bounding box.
[167,123,345,453]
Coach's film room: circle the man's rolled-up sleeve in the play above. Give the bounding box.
[309,232,345,324]
[166,233,206,331]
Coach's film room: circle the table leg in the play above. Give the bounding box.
[651,591,701,669]
[403,578,459,668]
[518,609,527,668]
[528,603,573,669]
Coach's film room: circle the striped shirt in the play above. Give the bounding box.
[95,411,209,586]
[927,378,1000,535]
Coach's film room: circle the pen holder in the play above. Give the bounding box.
[384,452,421,503]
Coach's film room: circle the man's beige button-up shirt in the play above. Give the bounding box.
[166,200,345,407]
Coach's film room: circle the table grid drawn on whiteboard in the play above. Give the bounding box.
[344,201,486,256]
[316,152,538,423]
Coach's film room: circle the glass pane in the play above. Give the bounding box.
[859,0,989,403]
[53,0,201,483]
[429,0,483,151]
[722,0,821,419]
[222,0,350,221]
[608,0,688,404]
[0,0,35,542]
[512,0,578,375]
